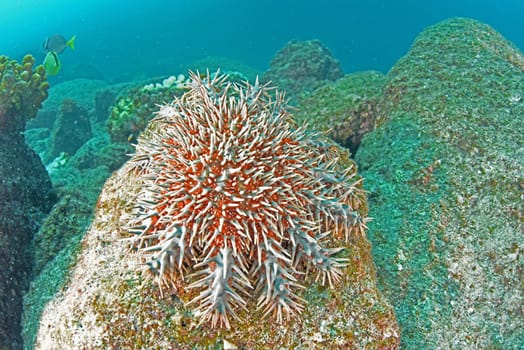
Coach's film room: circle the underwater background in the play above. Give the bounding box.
[1,0,524,80]
[1,1,523,349]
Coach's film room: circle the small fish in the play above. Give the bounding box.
[43,34,76,54]
[43,51,61,76]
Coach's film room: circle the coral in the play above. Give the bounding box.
[295,71,386,155]
[262,39,343,103]
[107,75,188,142]
[0,55,49,133]
[125,71,367,328]
[356,18,524,349]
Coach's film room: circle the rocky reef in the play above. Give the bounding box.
[356,18,523,348]
[19,17,524,349]
[0,55,55,349]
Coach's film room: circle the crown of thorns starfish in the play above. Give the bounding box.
[126,71,367,328]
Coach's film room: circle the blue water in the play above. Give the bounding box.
[1,0,523,81]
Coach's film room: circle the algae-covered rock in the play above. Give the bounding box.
[295,71,386,155]
[356,17,524,349]
[263,39,344,102]
[32,74,399,349]
[33,168,399,349]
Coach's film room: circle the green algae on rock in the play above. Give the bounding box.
[356,17,524,349]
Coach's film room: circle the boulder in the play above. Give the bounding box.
[263,39,344,102]
[356,18,524,349]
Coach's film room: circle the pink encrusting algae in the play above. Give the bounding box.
[125,71,368,328]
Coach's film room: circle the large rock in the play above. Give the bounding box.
[356,18,524,348]
[31,73,399,349]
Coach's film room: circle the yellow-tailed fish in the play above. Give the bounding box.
[43,34,76,54]
[43,51,61,76]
